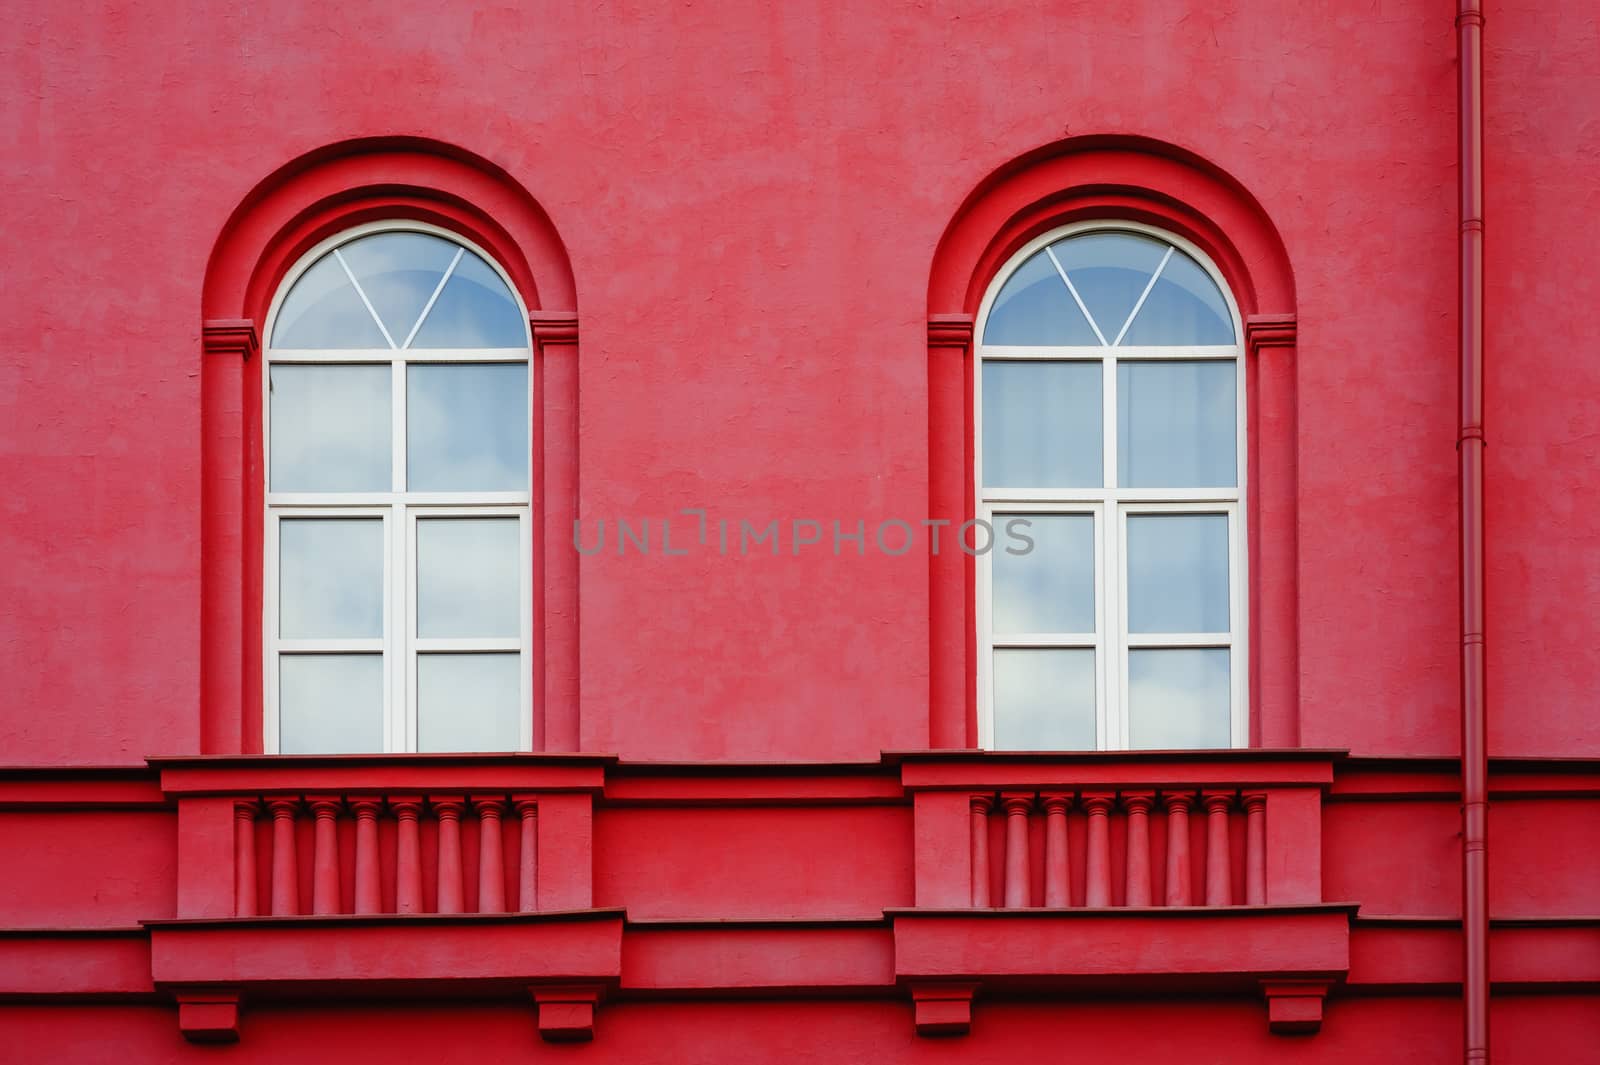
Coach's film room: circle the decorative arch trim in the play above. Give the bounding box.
[204,137,576,323]
[925,136,1299,752]
[928,135,1294,321]
[199,139,580,755]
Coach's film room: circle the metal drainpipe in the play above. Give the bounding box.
[1456,1,1489,1063]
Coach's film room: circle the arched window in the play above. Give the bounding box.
[264,223,533,753]
[975,223,1245,751]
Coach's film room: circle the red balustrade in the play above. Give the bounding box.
[962,787,1268,909]
[230,794,544,917]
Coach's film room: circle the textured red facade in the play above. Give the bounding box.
[2,1,1598,1062]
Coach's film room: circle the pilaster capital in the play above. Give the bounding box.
[927,314,975,350]
[530,310,579,347]
[201,319,259,361]
[1245,313,1297,356]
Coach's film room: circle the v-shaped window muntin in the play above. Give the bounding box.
[269,225,531,354]
[980,225,1238,353]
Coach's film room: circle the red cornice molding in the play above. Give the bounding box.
[150,752,616,797]
[146,752,617,768]
[200,319,259,361]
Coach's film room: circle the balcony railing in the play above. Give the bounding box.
[231,794,541,917]
[889,749,1350,1036]
[144,755,620,1044]
[964,789,1268,909]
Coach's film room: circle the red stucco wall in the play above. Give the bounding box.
[6,0,1596,764]
[1,1,1597,1060]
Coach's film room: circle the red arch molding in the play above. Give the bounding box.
[199,137,581,755]
[924,135,1301,750]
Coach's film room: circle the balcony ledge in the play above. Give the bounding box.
[889,904,1354,1036]
[146,909,622,1041]
[146,908,622,992]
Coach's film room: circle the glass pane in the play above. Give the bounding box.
[270,364,391,491]
[993,649,1096,749]
[1051,232,1167,344]
[407,363,529,491]
[417,518,520,638]
[337,232,461,346]
[279,654,383,754]
[1128,648,1230,749]
[1120,250,1235,345]
[1127,514,1230,633]
[408,251,528,348]
[1117,360,1236,487]
[280,519,384,638]
[271,254,391,349]
[418,653,522,752]
[992,515,1094,634]
[982,249,1099,346]
[982,361,1102,488]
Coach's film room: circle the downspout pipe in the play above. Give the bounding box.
[1456,1,1489,1063]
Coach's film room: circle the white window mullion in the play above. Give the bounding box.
[520,509,534,751]
[265,512,282,755]
[976,500,995,750]
[392,353,409,754]
[1111,504,1128,749]
[1103,345,1120,750]
[1229,503,1247,748]
[392,502,409,751]
[1092,503,1111,751]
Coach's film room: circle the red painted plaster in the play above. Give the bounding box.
[2,0,1598,1058]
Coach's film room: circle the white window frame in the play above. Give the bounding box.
[974,220,1248,750]
[263,220,535,754]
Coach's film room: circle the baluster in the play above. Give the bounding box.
[1042,795,1071,907]
[233,801,259,917]
[1164,792,1195,906]
[1203,791,1235,905]
[308,797,343,915]
[267,798,300,916]
[391,797,424,914]
[514,798,538,912]
[1001,794,1033,908]
[969,796,992,907]
[1244,792,1268,905]
[350,798,383,915]
[474,797,507,913]
[1082,793,1114,907]
[1122,792,1155,907]
[433,797,466,914]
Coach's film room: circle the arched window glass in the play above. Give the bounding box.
[265,225,532,754]
[976,225,1245,751]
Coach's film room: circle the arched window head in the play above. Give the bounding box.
[976,223,1245,752]
[272,229,528,350]
[265,223,533,755]
[983,230,1235,348]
